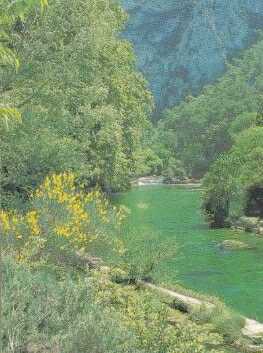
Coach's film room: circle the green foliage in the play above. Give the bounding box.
[0,0,47,67]
[190,303,245,344]
[162,37,263,176]
[0,116,82,208]
[0,0,153,207]
[135,123,186,180]
[0,107,21,128]
[0,172,125,268]
[116,235,175,283]
[0,45,19,69]
[0,0,47,125]
[1,256,138,353]
[1,255,227,353]
[228,112,258,138]
[203,127,263,225]
[162,158,187,183]
[134,146,163,177]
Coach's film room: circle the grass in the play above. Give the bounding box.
[156,282,249,346]
[190,302,245,344]
[1,253,239,353]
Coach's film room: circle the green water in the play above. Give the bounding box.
[114,186,263,321]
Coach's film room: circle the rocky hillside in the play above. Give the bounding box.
[122,0,263,113]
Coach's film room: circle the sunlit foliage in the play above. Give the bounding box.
[0,172,125,264]
[0,0,47,125]
[1,255,227,353]
[0,0,153,208]
[203,127,263,226]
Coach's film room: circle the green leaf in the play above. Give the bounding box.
[0,107,22,128]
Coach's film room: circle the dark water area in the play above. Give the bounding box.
[114,186,263,321]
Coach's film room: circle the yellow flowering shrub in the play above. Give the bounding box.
[0,172,125,264]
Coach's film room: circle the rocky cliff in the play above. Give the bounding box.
[122,0,263,113]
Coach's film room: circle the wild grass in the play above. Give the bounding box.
[159,283,246,345]
[190,302,245,344]
[1,255,228,353]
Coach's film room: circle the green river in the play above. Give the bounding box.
[114,186,263,321]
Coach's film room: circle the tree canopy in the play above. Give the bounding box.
[161,37,263,177]
[0,0,153,207]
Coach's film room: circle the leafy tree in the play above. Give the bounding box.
[0,0,47,126]
[162,37,263,176]
[0,0,153,207]
[203,127,263,226]
[134,122,186,180]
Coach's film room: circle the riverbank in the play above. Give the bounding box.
[140,281,263,338]
[3,252,245,353]
[132,176,202,187]
[139,281,263,352]
[114,186,263,321]
[231,216,263,236]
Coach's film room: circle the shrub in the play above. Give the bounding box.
[190,302,245,344]
[0,256,140,353]
[1,255,227,353]
[90,269,225,353]
[114,231,175,283]
[202,127,263,226]
[0,172,125,266]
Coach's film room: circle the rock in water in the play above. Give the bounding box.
[238,216,259,232]
[219,240,252,250]
[122,0,263,112]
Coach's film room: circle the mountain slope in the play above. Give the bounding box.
[122,0,263,112]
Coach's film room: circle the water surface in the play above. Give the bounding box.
[114,186,263,321]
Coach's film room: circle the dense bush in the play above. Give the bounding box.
[1,256,140,353]
[134,123,187,179]
[1,255,226,353]
[190,302,245,344]
[0,0,48,125]
[0,172,125,265]
[202,127,263,226]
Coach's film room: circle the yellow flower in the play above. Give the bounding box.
[4,172,124,261]
[0,210,10,231]
[55,225,71,237]
[26,210,40,236]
